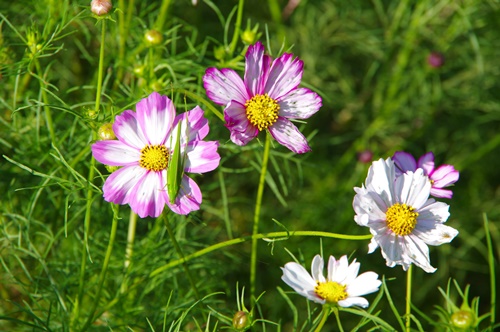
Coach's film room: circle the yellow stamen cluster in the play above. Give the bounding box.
[315,281,348,303]
[245,93,280,131]
[386,203,419,236]
[139,145,169,171]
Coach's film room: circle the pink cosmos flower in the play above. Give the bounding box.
[392,151,459,199]
[91,92,220,218]
[203,41,322,154]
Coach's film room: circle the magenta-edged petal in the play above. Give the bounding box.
[430,165,459,188]
[129,171,168,218]
[224,100,258,145]
[392,151,417,175]
[417,152,435,175]
[136,92,176,145]
[185,141,220,173]
[264,53,303,100]
[269,118,311,153]
[92,140,140,166]
[430,187,454,199]
[167,175,202,215]
[182,106,210,141]
[102,166,147,205]
[113,110,148,150]
[278,87,322,119]
[244,41,267,96]
[203,67,249,106]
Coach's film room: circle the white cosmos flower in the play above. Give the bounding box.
[353,158,459,273]
[281,255,381,308]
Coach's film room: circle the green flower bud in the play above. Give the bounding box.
[98,123,115,140]
[85,108,98,119]
[214,45,226,61]
[149,80,163,92]
[144,30,163,47]
[133,65,145,77]
[105,165,120,173]
[91,0,112,16]
[240,20,261,45]
[451,310,475,329]
[232,311,250,331]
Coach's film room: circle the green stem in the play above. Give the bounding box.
[483,213,496,325]
[150,230,371,277]
[34,58,56,144]
[405,264,413,331]
[124,211,138,269]
[250,133,271,305]
[80,205,119,332]
[148,46,155,85]
[155,0,171,31]
[229,0,245,56]
[95,19,106,116]
[314,306,332,332]
[164,216,201,299]
[332,307,345,332]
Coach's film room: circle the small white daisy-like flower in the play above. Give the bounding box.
[281,254,381,308]
[353,158,459,273]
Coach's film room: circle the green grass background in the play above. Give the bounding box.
[1,0,499,330]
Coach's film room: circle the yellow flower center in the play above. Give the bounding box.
[245,93,280,131]
[386,203,419,236]
[314,281,348,303]
[139,144,169,171]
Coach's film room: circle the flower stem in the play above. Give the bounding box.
[124,211,138,269]
[33,58,56,144]
[229,0,244,56]
[150,231,371,278]
[250,133,271,305]
[95,19,106,116]
[155,0,171,31]
[164,216,201,300]
[314,306,332,332]
[332,307,345,332]
[405,264,413,331]
[79,205,119,332]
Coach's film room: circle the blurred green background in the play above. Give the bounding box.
[1,0,499,330]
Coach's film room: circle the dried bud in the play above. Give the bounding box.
[427,52,445,68]
[144,30,163,47]
[232,311,250,331]
[98,123,115,140]
[91,0,112,16]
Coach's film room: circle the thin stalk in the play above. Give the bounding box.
[117,0,126,82]
[124,211,138,269]
[406,264,413,331]
[150,231,372,277]
[80,205,119,332]
[332,307,345,332]
[229,0,245,56]
[483,213,496,325]
[250,133,271,305]
[95,19,106,115]
[164,216,201,300]
[34,58,56,144]
[155,0,171,31]
[314,306,332,332]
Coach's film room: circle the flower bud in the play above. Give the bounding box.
[214,45,226,61]
[357,150,373,164]
[105,165,120,173]
[427,52,445,68]
[232,311,250,331]
[91,0,112,16]
[144,30,163,47]
[241,21,261,45]
[451,309,475,329]
[98,123,115,140]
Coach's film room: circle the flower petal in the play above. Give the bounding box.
[403,235,436,273]
[346,271,381,297]
[203,67,249,106]
[103,166,147,205]
[183,106,210,141]
[136,92,176,145]
[414,223,458,246]
[264,53,303,100]
[185,141,220,173]
[311,255,325,283]
[129,170,168,218]
[224,100,258,146]
[430,165,459,188]
[167,175,202,215]
[113,110,148,150]
[281,262,323,304]
[278,87,322,119]
[244,41,268,96]
[395,169,431,209]
[392,151,417,176]
[417,152,435,175]
[268,118,311,153]
[92,140,140,166]
[338,297,369,308]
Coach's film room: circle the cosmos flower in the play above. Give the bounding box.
[281,254,381,308]
[203,41,322,154]
[392,151,459,199]
[353,158,458,273]
[91,92,220,218]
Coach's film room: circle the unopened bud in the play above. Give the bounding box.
[451,310,475,329]
[427,52,445,68]
[144,30,163,47]
[91,0,112,16]
[357,150,373,164]
[105,165,120,173]
[98,123,115,140]
[241,21,261,45]
[232,311,250,331]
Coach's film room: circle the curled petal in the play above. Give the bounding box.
[413,224,459,246]
[403,235,436,273]
[268,118,311,154]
